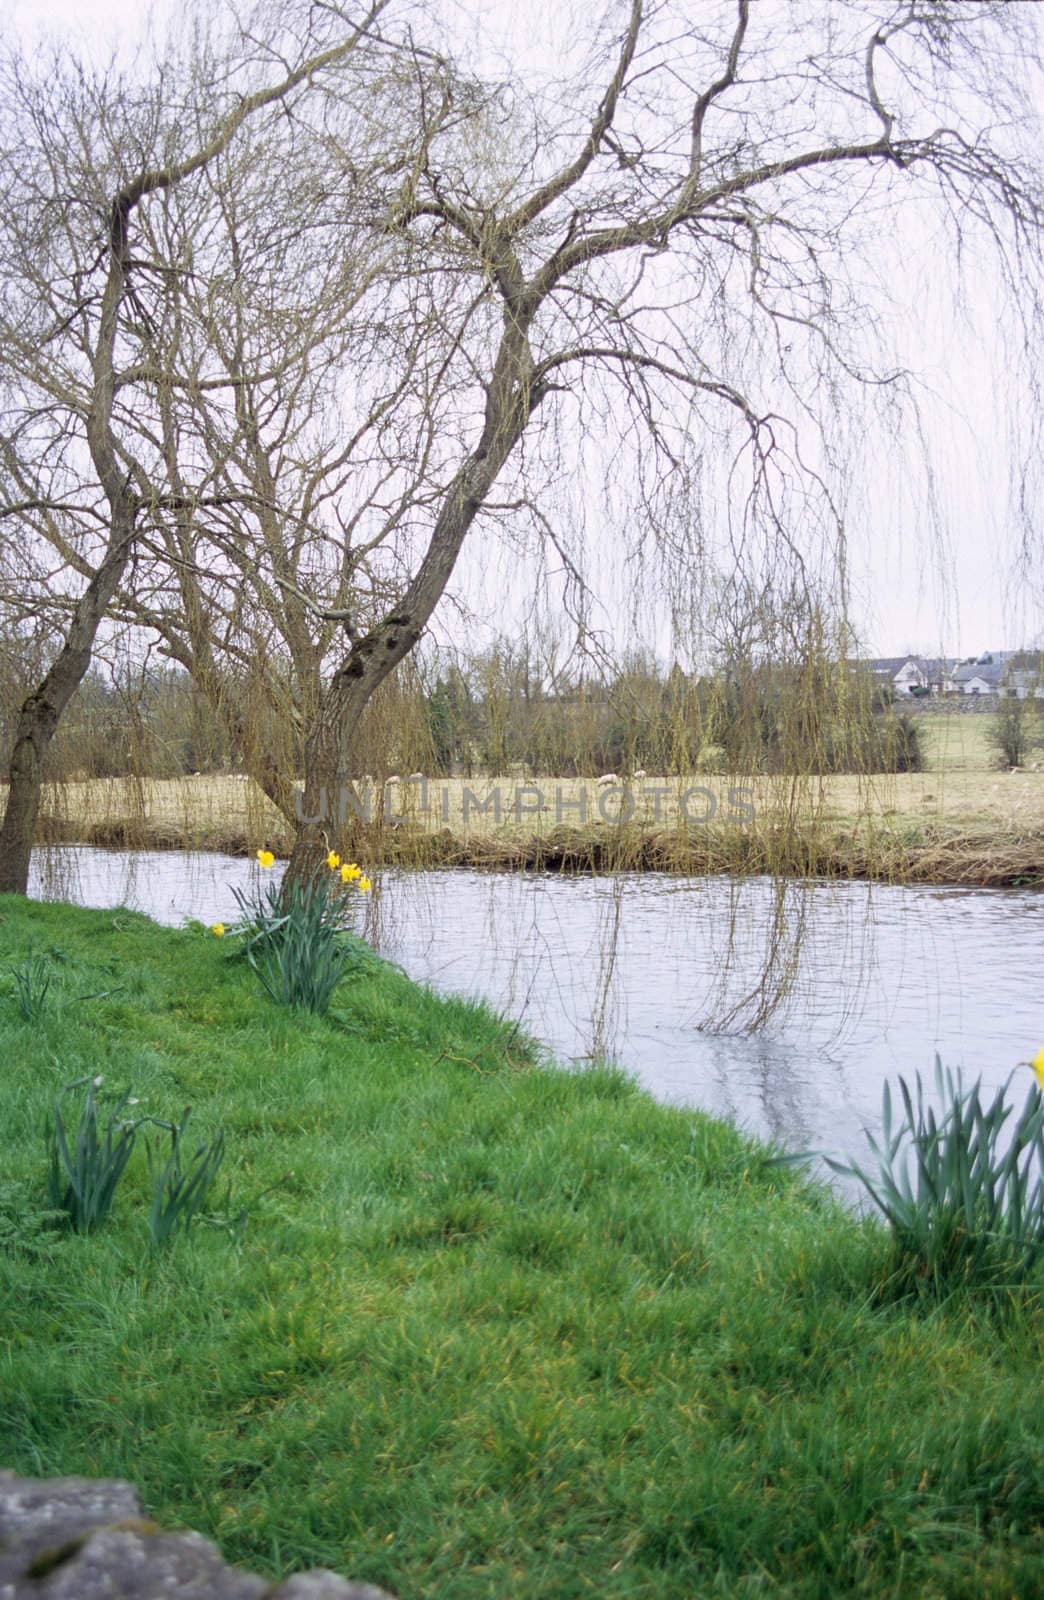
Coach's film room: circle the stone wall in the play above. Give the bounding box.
[0,1471,394,1599]
[897,695,1001,715]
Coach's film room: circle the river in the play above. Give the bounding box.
[26,845,1044,1174]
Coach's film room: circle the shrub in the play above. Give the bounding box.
[986,694,1042,768]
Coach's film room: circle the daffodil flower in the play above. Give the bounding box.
[1031,1047,1044,1089]
[257,849,275,869]
[326,850,341,870]
[343,862,361,881]
[358,876,372,893]
[210,923,225,938]
[339,863,352,883]
[1017,1047,1044,1088]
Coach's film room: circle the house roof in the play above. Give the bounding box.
[863,656,923,676]
[954,659,1005,685]
[952,652,1043,688]
[862,656,955,679]
[853,651,1039,685]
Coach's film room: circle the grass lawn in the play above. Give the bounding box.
[0,895,1041,1597]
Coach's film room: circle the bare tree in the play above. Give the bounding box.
[94,51,466,822]
[0,0,389,893]
[7,0,1044,882]
[290,0,1041,871]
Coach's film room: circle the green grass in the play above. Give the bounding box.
[0,895,1041,1598]
[918,713,999,774]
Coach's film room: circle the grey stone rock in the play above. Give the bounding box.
[0,1470,142,1553]
[269,1577,396,1600]
[23,1526,270,1599]
[0,1473,396,1600]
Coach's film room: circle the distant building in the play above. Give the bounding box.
[1005,651,1044,700]
[957,673,994,696]
[861,657,958,696]
[954,654,1005,695]
[953,652,1044,698]
[850,650,1043,698]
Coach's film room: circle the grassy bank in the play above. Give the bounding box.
[0,898,1041,1597]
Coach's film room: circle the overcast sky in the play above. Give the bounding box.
[3,0,1042,662]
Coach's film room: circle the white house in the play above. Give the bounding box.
[863,656,957,695]
[950,652,1044,698]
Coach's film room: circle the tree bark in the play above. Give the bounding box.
[0,707,56,896]
[0,528,132,892]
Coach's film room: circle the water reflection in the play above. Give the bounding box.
[26,846,1044,1170]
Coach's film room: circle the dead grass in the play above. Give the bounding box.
[11,714,1044,886]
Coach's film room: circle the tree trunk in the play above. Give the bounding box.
[0,526,134,894]
[0,696,61,896]
[286,326,543,884]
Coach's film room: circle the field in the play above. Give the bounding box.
[21,713,1044,886]
[1,896,1041,1598]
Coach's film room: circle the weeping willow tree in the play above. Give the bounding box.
[3,0,1043,905]
[148,1,1044,875]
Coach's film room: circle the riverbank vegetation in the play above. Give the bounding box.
[4,647,1042,888]
[0,897,1041,1598]
[0,650,933,788]
[9,715,1043,888]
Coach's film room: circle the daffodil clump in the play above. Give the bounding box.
[825,1053,1044,1295]
[46,1074,224,1244]
[323,850,372,893]
[220,846,374,1015]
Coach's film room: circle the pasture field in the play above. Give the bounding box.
[0,896,1041,1598]
[11,711,1044,884]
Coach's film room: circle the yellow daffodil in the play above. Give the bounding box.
[343,862,361,881]
[326,850,341,870]
[358,876,372,893]
[256,849,275,869]
[210,923,225,938]
[1030,1047,1044,1090]
[339,863,352,883]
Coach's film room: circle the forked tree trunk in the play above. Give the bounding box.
[0,169,136,896]
[286,331,542,885]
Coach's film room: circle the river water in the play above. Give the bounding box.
[26,846,1044,1172]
